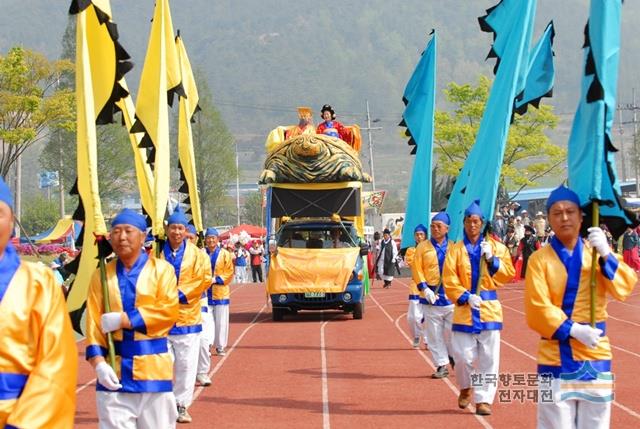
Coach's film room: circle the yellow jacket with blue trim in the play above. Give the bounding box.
[0,245,78,429]
[524,237,636,378]
[443,235,514,333]
[414,238,453,306]
[206,246,234,304]
[403,246,420,299]
[86,253,179,393]
[161,240,212,333]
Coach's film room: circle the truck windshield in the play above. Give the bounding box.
[278,225,358,249]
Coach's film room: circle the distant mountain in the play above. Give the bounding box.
[3,0,639,194]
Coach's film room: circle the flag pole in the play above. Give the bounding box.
[97,237,117,370]
[589,202,600,327]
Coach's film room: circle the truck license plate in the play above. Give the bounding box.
[304,292,326,298]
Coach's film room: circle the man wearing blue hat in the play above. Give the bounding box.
[0,177,78,427]
[160,208,212,423]
[403,224,429,349]
[443,200,515,415]
[85,208,180,427]
[202,227,234,359]
[414,211,455,378]
[524,185,637,428]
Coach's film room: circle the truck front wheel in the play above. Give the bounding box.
[353,301,364,320]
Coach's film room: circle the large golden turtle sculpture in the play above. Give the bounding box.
[259,134,372,184]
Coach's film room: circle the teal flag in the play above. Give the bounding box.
[567,0,637,239]
[446,0,555,240]
[400,31,437,248]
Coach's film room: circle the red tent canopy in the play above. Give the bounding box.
[219,224,266,240]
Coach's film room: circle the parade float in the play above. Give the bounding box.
[261,112,370,321]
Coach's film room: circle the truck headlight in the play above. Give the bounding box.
[278,294,287,303]
[343,292,352,302]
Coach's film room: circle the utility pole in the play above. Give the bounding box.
[235,141,241,225]
[363,100,382,191]
[59,139,65,218]
[617,88,640,196]
[15,156,21,238]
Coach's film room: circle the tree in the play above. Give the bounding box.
[242,190,263,226]
[20,193,59,236]
[0,46,74,178]
[434,76,564,201]
[192,74,237,226]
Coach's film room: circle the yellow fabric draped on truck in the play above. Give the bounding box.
[267,247,360,294]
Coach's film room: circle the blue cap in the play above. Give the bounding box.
[432,211,450,226]
[167,207,189,226]
[186,224,197,235]
[414,224,427,234]
[111,208,147,232]
[0,176,13,210]
[205,227,219,237]
[546,185,581,212]
[464,199,484,219]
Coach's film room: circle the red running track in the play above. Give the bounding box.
[74,280,640,428]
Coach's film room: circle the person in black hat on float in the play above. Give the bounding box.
[517,224,540,278]
[316,104,353,144]
[375,228,398,288]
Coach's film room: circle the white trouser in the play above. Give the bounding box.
[537,378,612,429]
[234,266,247,283]
[168,332,200,408]
[212,303,230,350]
[96,391,177,429]
[406,300,425,341]
[197,306,215,375]
[452,330,500,404]
[423,304,453,367]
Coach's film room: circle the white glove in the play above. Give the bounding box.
[587,227,611,258]
[569,323,603,349]
[468,294,483,310]
[424,288,437,304]
[95,361,122,391]
[480,241,493,261]
[101,312,123,334]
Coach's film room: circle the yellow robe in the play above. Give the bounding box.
[403,246,421,299]
[206,247,235,304]
[524,237,636,377]
[443,235,515,333]
[85,253,179,392]
[160,241,212,334]
[0,245,78,428]
[413,238,453,306]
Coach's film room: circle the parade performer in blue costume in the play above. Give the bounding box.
[160,208,212,423]
[0,176,78,428]
[403,224,428,349]
[86,208,179,427]
[414,212,455,379]
[443,201,515,415]
[525,185,636,429]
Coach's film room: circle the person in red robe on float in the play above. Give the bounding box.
[316,104,353,143]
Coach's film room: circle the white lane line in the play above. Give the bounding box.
[611,345,640,359]
[500,303,640,420]
[320,315,331,429]
[369,292,493,429]
[192,304,267,402]
[608,315,640,328]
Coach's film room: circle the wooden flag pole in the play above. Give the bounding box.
[589,202,600,327]
[98,253,117,370]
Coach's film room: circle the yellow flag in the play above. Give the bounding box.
[176,34,203,232]
[115,81,154,219]
[132,0,182,238]
[68,0,131,311]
